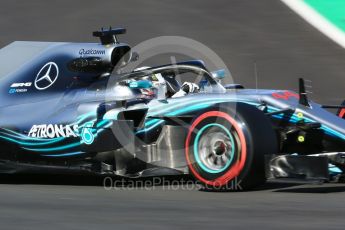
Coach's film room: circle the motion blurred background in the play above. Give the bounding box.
[1,1,345,229]
[1,0,345,105]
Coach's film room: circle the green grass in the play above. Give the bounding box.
[305,0,345,32]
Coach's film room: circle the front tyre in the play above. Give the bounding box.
[185,103,277,191]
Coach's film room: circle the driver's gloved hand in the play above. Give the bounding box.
[172,82,200,98]
[181,82,200,93]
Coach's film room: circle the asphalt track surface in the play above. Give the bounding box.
[0,0,345,229]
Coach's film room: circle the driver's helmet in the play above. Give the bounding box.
[133,66,167,99]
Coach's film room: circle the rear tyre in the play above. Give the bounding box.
[185,102,277,191]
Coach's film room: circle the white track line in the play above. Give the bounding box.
[281,0,345,49]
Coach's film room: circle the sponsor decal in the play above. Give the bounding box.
[28,122,95,145]
[129,81,138,88]
[8,89,16,94]
[79,48,106,56]
[10,82,32,87]
[9,88,28,94]
[81,121,95,145]
[34,62,59,90]
[9,82,32,94]
[272,91,299,100]
[28,124,78,138]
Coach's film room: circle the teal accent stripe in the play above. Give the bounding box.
[137,98,256,134]
[0,135,64,146]
[42,151,85,157]
[23,142,80,152]
[329,163,343,175]
[96,119,109,128]
[304,0,345,32]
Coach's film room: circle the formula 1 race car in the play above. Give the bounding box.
[0,28,344,190]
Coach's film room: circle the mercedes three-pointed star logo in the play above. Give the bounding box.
[34,62,59,90]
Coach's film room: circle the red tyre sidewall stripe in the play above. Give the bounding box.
[185,111,247,186]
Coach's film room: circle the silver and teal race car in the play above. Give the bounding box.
[0,28,344,190]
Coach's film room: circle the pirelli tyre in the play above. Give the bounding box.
[185,102,277,191]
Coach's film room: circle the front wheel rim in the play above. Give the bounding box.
[185,111,247,186]
[194,123,239,173]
